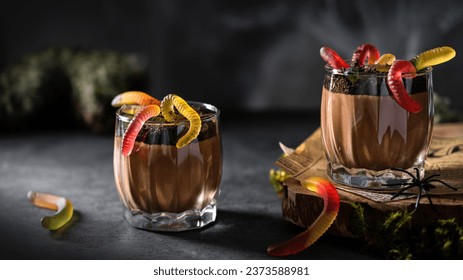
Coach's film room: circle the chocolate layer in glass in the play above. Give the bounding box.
[321,66,434,188]
[113,102,222,231]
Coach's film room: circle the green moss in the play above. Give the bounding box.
[269,168,290,195]
[350,202,367,237]
[350,204,463,259]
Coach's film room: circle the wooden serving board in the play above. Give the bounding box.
[277,123,463,237]
[281,178,463,238]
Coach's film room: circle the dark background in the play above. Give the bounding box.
[1,0,462,115]
[1,0,462,261]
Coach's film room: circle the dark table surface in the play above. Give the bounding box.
[0,112,375,260]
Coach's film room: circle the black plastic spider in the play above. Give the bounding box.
[382,168,457,211]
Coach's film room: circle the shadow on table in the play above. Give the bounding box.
[0,208,373,260]
[161,209,373,260]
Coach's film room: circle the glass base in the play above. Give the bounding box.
[123,200,217,232]
[327,162,424,188]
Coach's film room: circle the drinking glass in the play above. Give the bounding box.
[113,102,222,231]
[321,65,434,188]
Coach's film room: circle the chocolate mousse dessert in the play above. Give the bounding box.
[113,103,222,214]
[321,66,433,172]
[317,44,457,187]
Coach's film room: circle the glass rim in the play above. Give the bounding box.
[324,62,433,78]
[116,101,220,126]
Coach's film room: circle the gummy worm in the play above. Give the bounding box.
[375,53,396,65]
[111,91,161,107]
[122,105,161,156]
[27,191,74,230]
[267,177,340,256]
[160,94,201,149]
[320,46,349,70]
[373,53,396,72]
[410,46,456,71]
[387,60,421,113]
[351,43,380,67]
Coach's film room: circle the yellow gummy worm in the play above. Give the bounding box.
[375,53,396,65]
[111,91,161,107]
[27,191,74,230]
[267,177,340,256]
[411,46,456,71]
[373,54,396,72]
[160,94,201,149]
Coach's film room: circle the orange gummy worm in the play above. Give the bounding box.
[111,91,160,107]
[27,191,74,230]
[267,177,340,256]
[160,94,201,149]
[121,105,161,156]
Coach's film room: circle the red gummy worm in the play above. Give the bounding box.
[122,105,161,156]
[320,46,349,70]
[267,177,340,256]
[351,44,380,67]
[387,60,422,113]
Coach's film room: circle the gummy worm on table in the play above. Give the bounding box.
[267,177,340,256]
[28,191,74,230]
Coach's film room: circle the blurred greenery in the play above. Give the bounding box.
[0,47,148,132]
[434,93,463,123]
[1,46,460,133]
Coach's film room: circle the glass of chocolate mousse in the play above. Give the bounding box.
[113,102,222,231]
[321,65,434,188]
